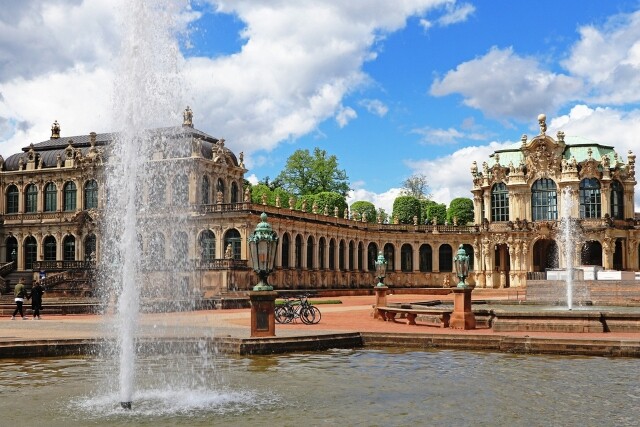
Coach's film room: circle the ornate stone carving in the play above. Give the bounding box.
[51,120,61,139]
[183,106,193,127]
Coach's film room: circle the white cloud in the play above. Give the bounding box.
[347,187,402,215]
[359,98,388,117]
[438,2,475,26]
[562,10,640,104]
[411,125,487,144]
[336,105,357,128]
[430,47,584,120]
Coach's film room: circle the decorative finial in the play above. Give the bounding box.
[182,106,193,127]
[521,134,527,145]
[537,113,547,135]
[51,120,61,139]
[556,130,565,143]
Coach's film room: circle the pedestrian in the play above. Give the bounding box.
[30,281,45,320]
[11,279,28,320]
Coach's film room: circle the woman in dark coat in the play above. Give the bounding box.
[29,281,44,320]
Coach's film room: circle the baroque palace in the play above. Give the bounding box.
[0,110,638,296]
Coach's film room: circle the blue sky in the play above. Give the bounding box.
[1,0,639,212]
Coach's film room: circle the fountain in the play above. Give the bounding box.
[559,187,577,310]
[100,0,191,410]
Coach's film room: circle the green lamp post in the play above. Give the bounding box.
[453,244,470,288]
[248,213,279,291]
[374,251,387,287]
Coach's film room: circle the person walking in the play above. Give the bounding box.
[11,279,28,320]
[30,281,44,320]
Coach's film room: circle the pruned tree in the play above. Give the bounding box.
[447,197,474,225]
[350,201,377,223]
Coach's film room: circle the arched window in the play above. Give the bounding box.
[318,237,326,269]
[6,236,18,263]
[439,244,453,272]
[63,181,77,211]
[338,240,346,270]
[491,182,509,222]
[84,180,98,209]
[149,175,166,208]
[200,230,215,262]
[24,236,37,270]
[63,235,76,261]
[401,244,413,272]
[531,178,557,221]
[217,178,225,203]
[579,178,601,218]
[84,234,96,261]
[349,241,355,271]
[462,244,474,270]
[150,232,166,262]
[610,179,624,220]
[172,173,189,206]
[231,182,239,204]
[419,244,432,272]
[6,185,19,214]
[329,239,336,270]
[44,235,57,261]
[367,243,378,271]
[306,236,314,269]
[202,176,210,205]
[281,233,290,268]
[295,235,302,268]
[25,184,38,213]
[384,243,395,271]
[44,182,57,212]
[224,229,241,260]
[173,232,188,267]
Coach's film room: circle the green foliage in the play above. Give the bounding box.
[276,147,350,196]
[426,203,447,225]
[250,184,274,205]
[392,196,421,224]
[295,194,316,212]
[447,197,474,225]
[377,208,389,224]
[273,187,295,207]
[420,199,437,223]
[350,201,377,223]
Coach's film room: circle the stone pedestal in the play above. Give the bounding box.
[373,286,388,319]
[249,291,278,337]
[450,288,476,330]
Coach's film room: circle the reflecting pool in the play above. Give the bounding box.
[1,348,639,426]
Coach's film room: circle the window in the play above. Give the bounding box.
[25,184,37,213]
[63,235,75,261]
[295,235,303,268]
[339,240,346,270]
[491,183,509,222]
[44,183,57,212]
[84,180,98,209]
[172,174,189,206]
[202,176,210,204]
[439,244,453,272]
[419,244,432,272]
[319,237,326,269]
[367,243,378,271]
[462,244,474,270]
[217,178,225,203]
[64,181,77,211]
[349,241,355,270]
[579,178,601,219]
[6,185,18,214]
[6,236,18,263]
[281,233,290,268]
[44,236,57,261]
[200,230,215,262]
[84,234,97,261]
[329,239,336,270]
[24,236,37,270]
[224,229,241,260]
[610,180,624,220]
[401,244,413,272]
[231,182,239,203]
[384,243,394,271]
[531,178,557,221]
[306,236,314,269]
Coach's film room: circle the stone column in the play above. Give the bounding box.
[450,288,475,330]
[373,286,388,319]
[249,290,277,337]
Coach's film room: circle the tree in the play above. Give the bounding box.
[392,196,421,224]
[377,208,389,224]
[350,201,377,223]
[314,192,347,217]
[250,183,274,205]
[426,203,447,225]
[420,199,437,224]
[447,197,474,225]
[276,148,350,197]
[400,173,431,199]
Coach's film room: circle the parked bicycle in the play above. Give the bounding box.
[275,294,321,324]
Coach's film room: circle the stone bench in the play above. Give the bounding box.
[376,306,451,328]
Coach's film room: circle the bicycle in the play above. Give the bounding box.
[275,294,321,325]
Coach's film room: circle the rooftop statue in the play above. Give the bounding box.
[183,106,193,127]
